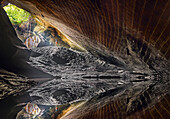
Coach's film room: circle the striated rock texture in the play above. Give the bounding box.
[0,68,36,100]
[0,0,170,119]
[5,0,170,73]
[74,94,170,119]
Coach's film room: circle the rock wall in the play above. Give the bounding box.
[4,0,170,73]
[0,2,30,67]
[0,0,170,119]
[13,16,71,49]
[0,2,54,78]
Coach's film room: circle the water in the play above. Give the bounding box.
[0,46,155,118]
[27,46,130,105]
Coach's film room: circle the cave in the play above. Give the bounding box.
[0,0,169,119]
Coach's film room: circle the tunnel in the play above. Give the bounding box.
[0,0,169,119]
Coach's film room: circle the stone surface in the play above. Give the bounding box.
[0,0,169,119]
[0,3,30,64]
[4,0,170,73]
[13,16,71,49]
[0,68,36,100]
[0,3,54,78]
[25,46,169,119]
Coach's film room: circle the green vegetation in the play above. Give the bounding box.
[3,4,30,25]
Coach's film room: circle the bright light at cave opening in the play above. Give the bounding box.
[3,3,30,24]
[3,4,43,49]
[3,3,84,51]
[3,4,60,49]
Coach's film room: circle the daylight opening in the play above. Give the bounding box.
[3,4,70,49]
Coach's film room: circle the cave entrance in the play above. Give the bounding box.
[3,3,70,49]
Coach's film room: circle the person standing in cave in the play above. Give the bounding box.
[48,27,58,46]
[55,40,58,46]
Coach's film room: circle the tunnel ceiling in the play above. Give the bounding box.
[2,0,170,73]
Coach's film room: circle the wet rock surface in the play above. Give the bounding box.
[26,47,159,107]
[23,46,169,119]
[0,46,169,119]
[27,46,127,105]
[29,46,126,78]
[0,69,36,100]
